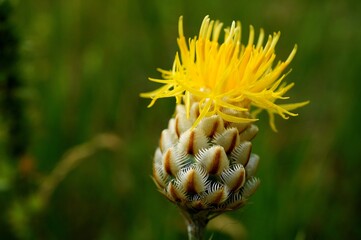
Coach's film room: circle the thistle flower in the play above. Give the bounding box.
[141,16,308,239]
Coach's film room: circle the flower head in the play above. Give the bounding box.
[141,16,308,131]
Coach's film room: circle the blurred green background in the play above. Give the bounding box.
[1,0,360,239]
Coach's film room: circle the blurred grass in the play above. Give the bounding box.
[1,0,361,239]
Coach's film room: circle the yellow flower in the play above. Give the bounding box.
[141,16,309,131]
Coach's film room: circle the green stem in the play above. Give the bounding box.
[183,211,209,240]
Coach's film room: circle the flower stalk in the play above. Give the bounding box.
[184,211,208,240]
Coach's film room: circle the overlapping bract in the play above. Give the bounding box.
[153,102,260,214]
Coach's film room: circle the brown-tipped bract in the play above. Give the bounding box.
[152,101,260,215]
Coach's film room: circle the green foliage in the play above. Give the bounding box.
[1,0,361,239]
